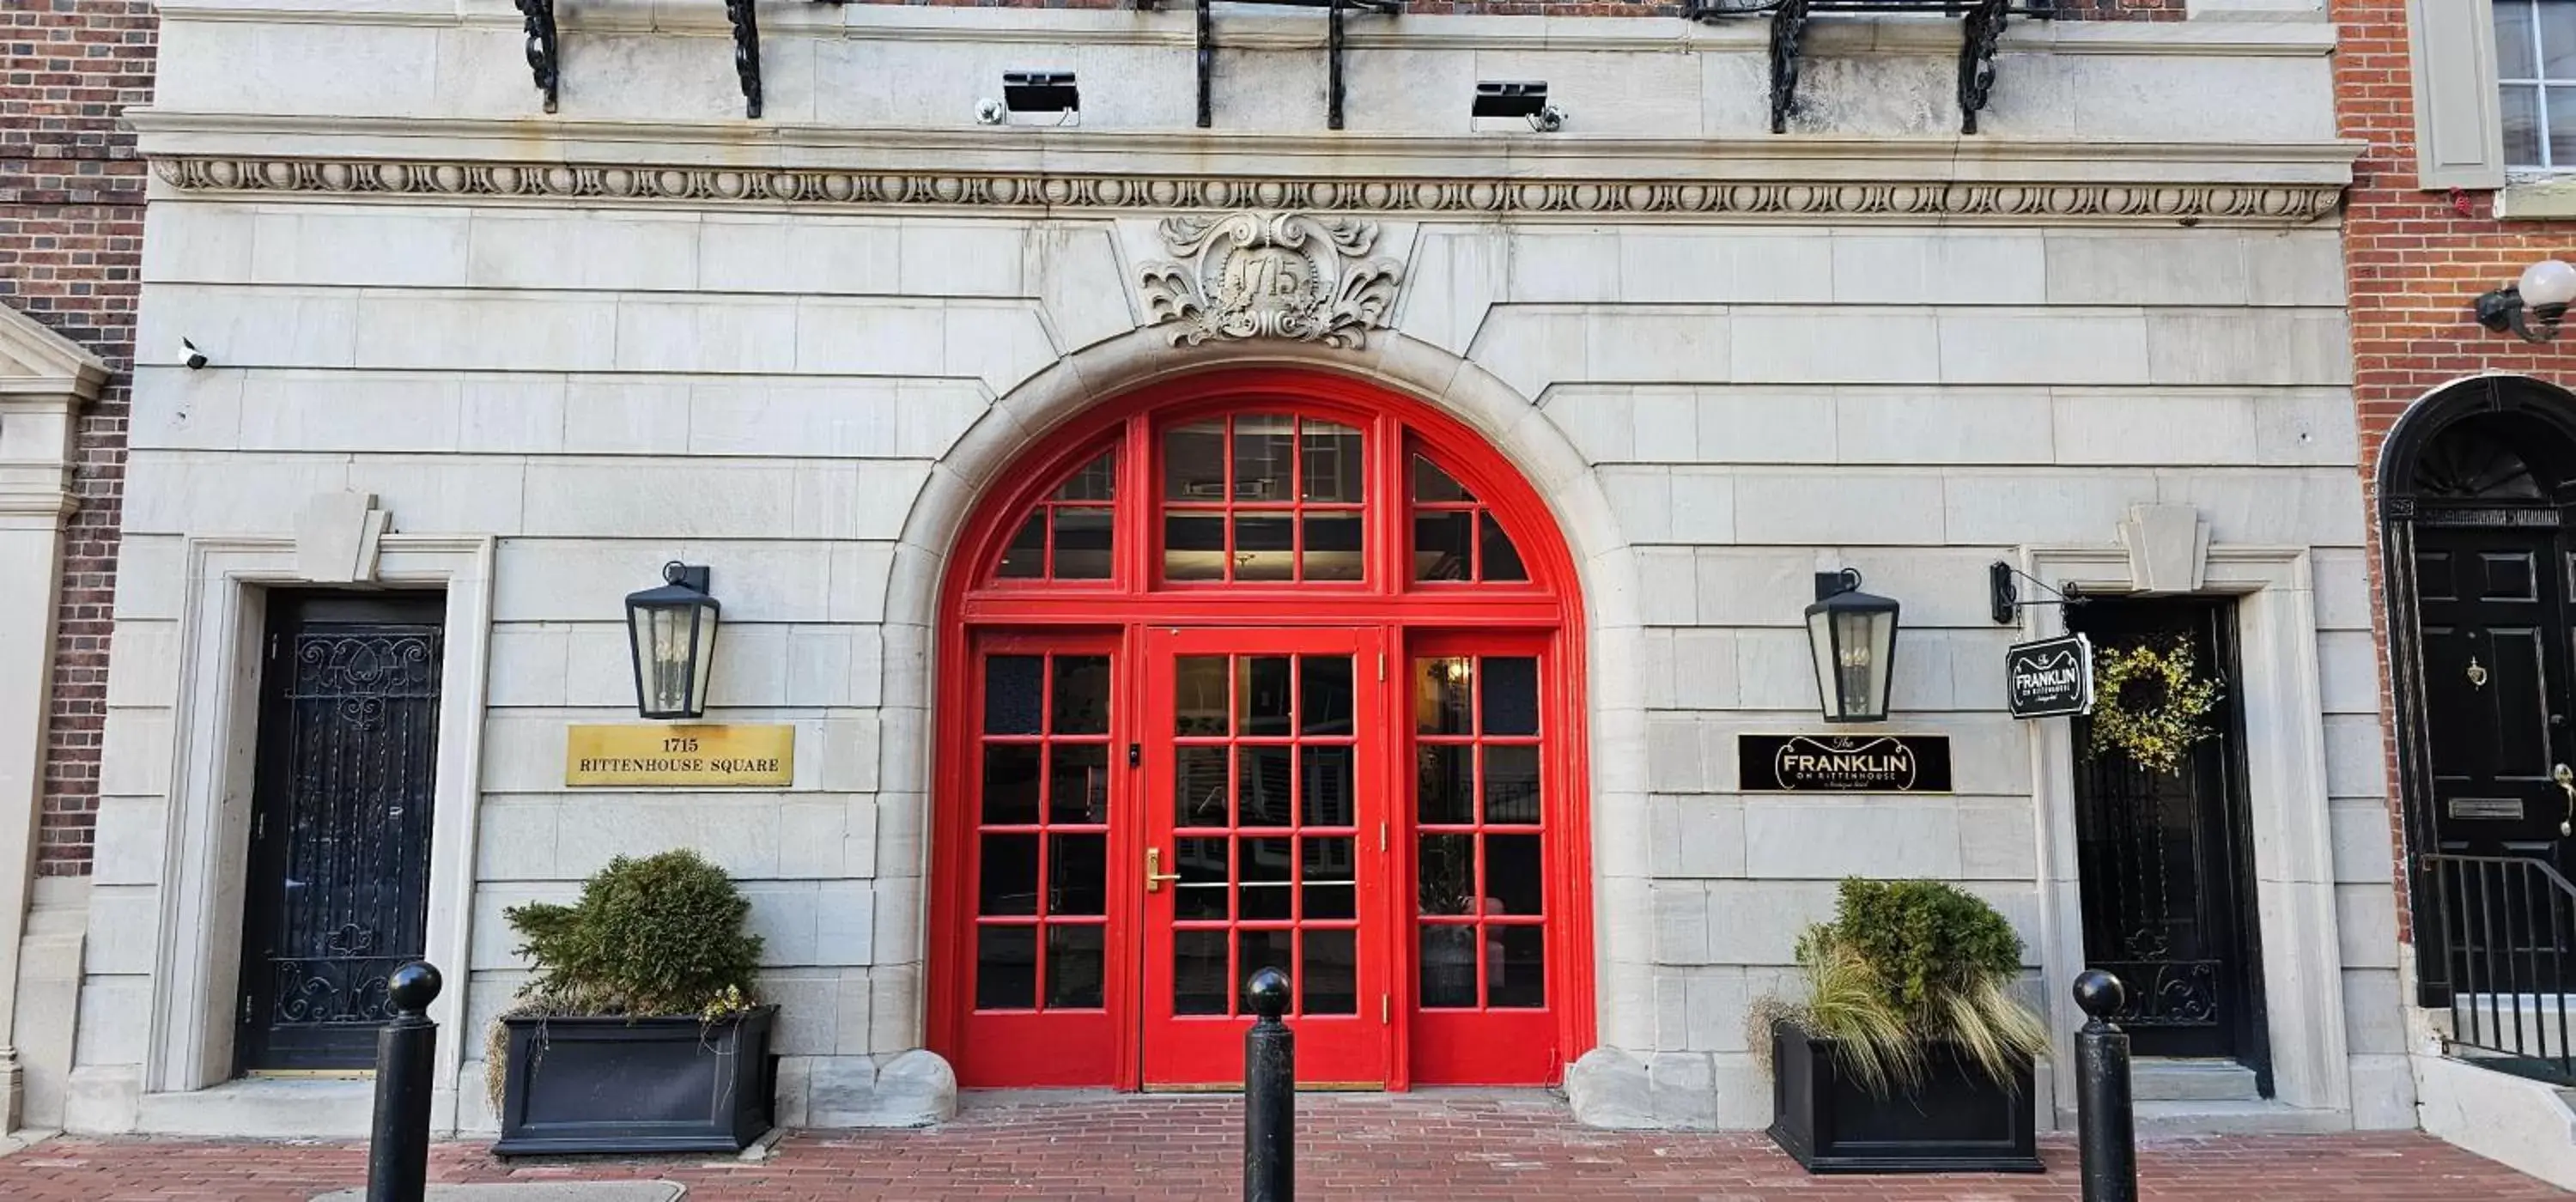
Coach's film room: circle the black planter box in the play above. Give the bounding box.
[1767,1020,2042,1174]
[495,1006,776,1156]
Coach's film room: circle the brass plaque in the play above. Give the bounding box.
[566,724,793,787]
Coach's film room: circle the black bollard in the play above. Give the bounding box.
[1243,968,1294,1202]
[2072,969,2137,1202]
[368,961,443,1202]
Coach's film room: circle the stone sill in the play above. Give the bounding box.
[2497,177,2576,221]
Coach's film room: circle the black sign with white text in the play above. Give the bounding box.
[2005,633,2094,719]
[1737,734,1953,793]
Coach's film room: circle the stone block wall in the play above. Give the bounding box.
[2,0,154,877]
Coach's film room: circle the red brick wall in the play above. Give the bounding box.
[2,0,154,877]
[2332,0,2576,940]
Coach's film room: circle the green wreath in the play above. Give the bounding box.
[2087,639,2222,776]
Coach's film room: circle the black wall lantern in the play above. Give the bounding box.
[1806,569,1899,724]
[626,562,720,720]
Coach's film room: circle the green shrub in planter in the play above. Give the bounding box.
[1781,877,2044,1092]
[505,849,763,1018]
[484,851,775,1154]
[1759,878,2048,1174]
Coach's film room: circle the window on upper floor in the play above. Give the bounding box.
[2497,0,2576,167]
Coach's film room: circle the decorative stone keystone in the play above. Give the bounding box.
[295,492,390,584]
[1137,212,1403,349]
[2118,504,2209,595]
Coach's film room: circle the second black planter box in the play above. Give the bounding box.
[1767,1020,2042,1174]
[494,1006,776,1156]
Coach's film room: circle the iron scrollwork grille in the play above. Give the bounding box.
[2088,958,2222,1029]
[1687,0,2055,135]
[261,628,444,1035]
[2073,696,2233,1035]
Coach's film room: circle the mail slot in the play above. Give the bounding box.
[2449,798,2525,821]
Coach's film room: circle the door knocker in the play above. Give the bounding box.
[2467,657,2489,689]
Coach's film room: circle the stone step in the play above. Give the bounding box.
[2134,1100,2352,1136]
[2130,1058,2262,1103]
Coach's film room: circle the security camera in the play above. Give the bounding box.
[179,338,209,371]
[1529,104,1568,133]
[975,98,1007,126]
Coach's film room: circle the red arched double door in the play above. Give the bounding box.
[927,369,1593,1090]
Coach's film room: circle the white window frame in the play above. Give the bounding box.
[2494,0,2576,169]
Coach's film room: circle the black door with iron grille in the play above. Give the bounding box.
[236,592,445,1072]
[2069,598,2269,1087]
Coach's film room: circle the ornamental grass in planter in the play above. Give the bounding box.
[1758,877,2048,1175]
[485,849,776,1155]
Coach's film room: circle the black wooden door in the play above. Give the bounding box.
[2413,525,2576,860]
[2069,598,2269,1084]
[236,592,445,1072]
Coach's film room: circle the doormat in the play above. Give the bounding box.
[312,1185,683,1201]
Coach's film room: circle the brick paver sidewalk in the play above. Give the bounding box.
[0,1093,2561,1200]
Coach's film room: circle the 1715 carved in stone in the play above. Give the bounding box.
[1136,211,1404,349]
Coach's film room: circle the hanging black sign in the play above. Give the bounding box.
[2005,633,2094,719]
[1738,734,1953,794]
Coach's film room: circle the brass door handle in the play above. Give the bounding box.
[2556,765,2575,835]
[1145,847,1182,893]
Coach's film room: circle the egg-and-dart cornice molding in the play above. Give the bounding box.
[150,155,2343,226]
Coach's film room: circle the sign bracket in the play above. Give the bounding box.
[1990,561,2087,626]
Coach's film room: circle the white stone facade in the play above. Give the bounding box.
[46,0,2409,1137]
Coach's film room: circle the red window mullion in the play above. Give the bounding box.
[1040,502,1057,580]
